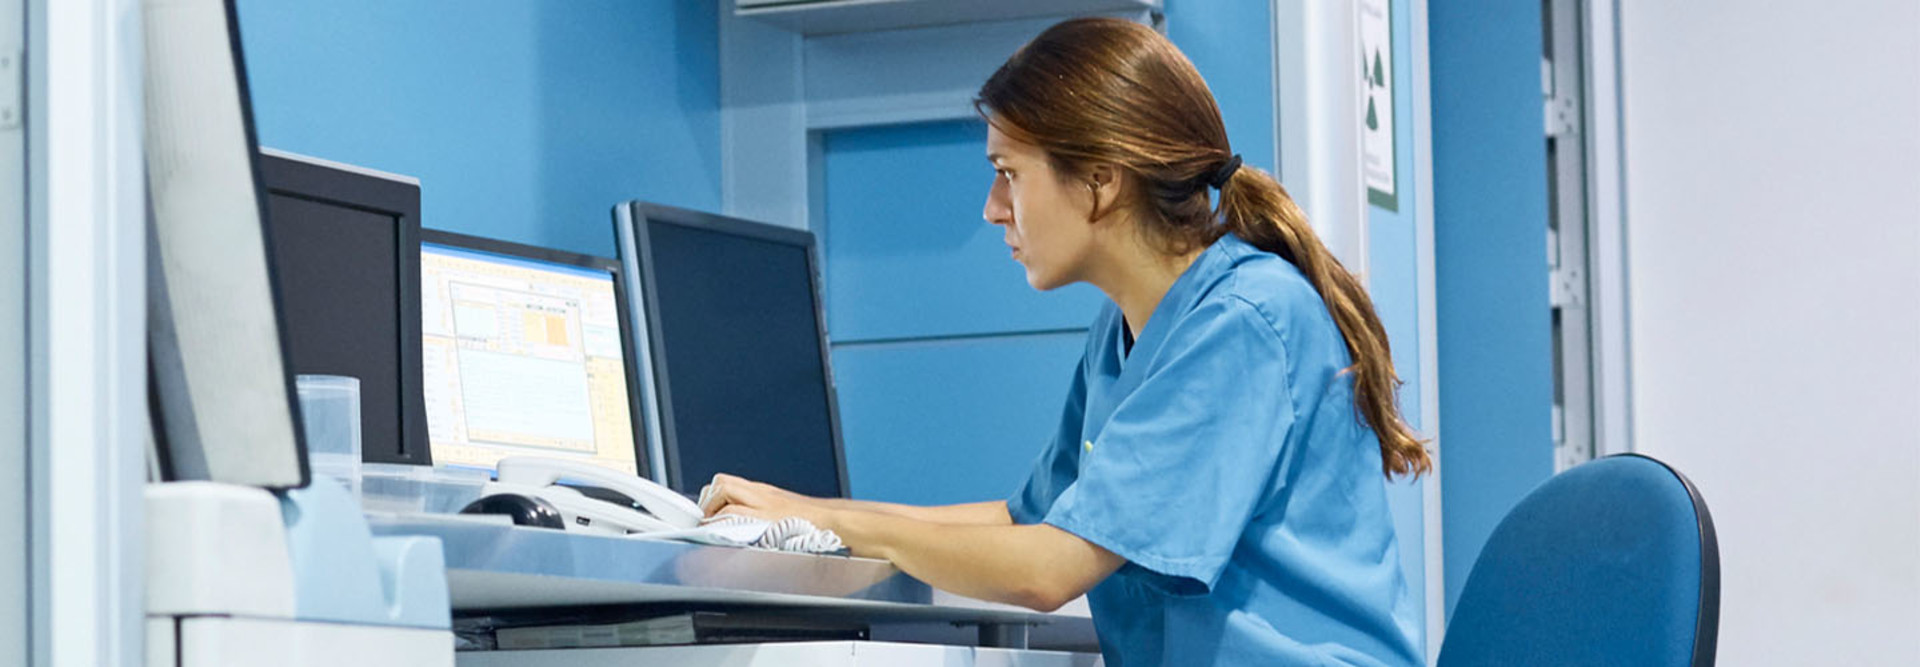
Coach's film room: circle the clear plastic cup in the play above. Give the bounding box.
[295,374,362,500]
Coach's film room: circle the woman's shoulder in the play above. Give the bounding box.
[1202,235,1334,337]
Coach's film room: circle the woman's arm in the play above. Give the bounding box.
[699,474,1119,611]
[829,509,1122,612]
[813,498,1012,526]
[697,474,1012,526]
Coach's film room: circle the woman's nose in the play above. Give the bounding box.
[983,177,1012,226]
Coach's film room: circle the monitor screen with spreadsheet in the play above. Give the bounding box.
[418,231,647,477]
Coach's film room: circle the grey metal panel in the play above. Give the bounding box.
[367,515,1069,627]
[21,0,42,661]
[457,640,1099,667]
[1581,0,1633,459]
[0,0,24,661]
[370,515,924,607]
[1546,0,1597,472]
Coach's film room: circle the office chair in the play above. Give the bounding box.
[1437,453,1720,667]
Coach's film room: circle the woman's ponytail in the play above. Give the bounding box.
[1217,167,1431,478]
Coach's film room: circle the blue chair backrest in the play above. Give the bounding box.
[1438,454,1719,667]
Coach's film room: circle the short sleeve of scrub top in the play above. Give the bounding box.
[1020,297,1291,594]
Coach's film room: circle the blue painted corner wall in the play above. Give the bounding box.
[234,0,723,258]
[1430,1,1556,618]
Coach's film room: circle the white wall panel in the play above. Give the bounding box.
[1,0,27,660]
[1619,2,1920,663]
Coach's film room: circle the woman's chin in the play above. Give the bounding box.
[1024,268,1066,291]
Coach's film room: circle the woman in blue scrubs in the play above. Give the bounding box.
[700,17,1431,666]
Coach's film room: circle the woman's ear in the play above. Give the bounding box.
[1085,163,1125,224]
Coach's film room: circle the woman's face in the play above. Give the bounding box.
[983,125,1100,291]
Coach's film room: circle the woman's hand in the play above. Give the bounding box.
[697,473,831,527]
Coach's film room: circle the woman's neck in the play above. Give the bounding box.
[1089,236,1204,343]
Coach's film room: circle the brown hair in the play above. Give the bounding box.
[976,17,1430,478]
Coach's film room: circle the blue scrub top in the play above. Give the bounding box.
[1008,233,1422,667]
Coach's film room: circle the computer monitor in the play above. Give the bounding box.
[145,0,308,487]
[418,231,649,477]
[259,149,428,465]
[614,202,850,499]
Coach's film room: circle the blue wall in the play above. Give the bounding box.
[1430,1,1555,617]
[820,119,1101,505]
[235,0,722,258]
[820,120,1104,343]
[834,332,1089,505]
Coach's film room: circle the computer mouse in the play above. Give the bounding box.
[460,493,566,530]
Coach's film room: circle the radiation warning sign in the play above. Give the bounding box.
[1360,0,1396,211]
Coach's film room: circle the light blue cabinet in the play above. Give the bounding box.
[832,333,1085,506]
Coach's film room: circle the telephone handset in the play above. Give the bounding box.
[476,456,704,535]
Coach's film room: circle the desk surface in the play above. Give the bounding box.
[368,514,1086,628]
[455,640,1101,667]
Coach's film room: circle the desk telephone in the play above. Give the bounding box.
[467,457,705,535]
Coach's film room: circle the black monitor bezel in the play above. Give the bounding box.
[616,201,852,499]
[416,229,653,479]
[257,150,428,465]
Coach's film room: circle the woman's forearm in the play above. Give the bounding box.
[814,499,1012,526]
[827,508,1120,612]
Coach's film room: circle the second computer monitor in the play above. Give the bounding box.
[615,202,849,499]
[260,149,427,466]
[418,230,647,477]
